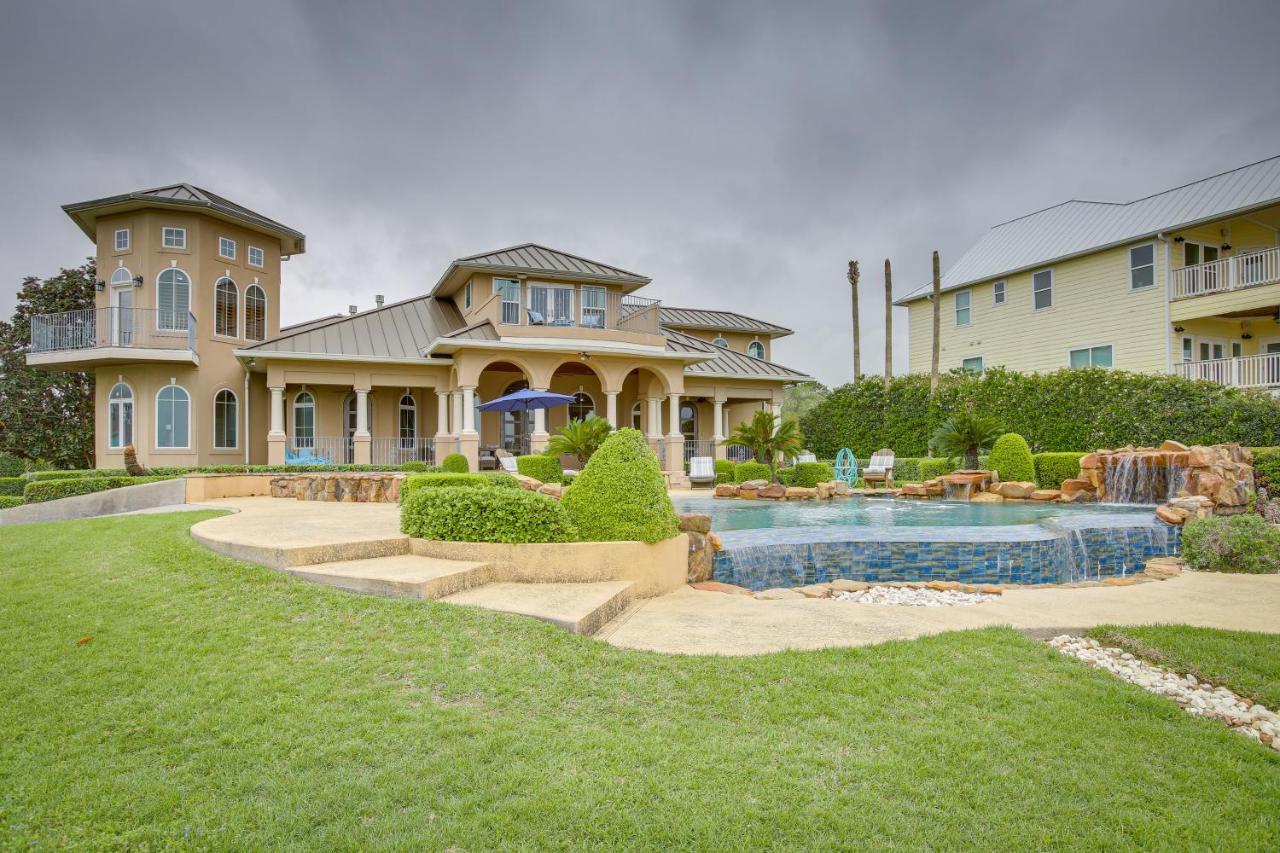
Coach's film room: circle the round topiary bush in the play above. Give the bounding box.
[1180,515,1280,574]
[400,487,577,544]
[516,454,563,484]
[561,428,679,544]
[440,453,469,474]
[988,433,1036,483]
[733,461,771,483]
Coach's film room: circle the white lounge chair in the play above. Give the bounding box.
[495,450,519,475]
[796,451,817,464]
[861,449,896,487]
[688,456,716,488]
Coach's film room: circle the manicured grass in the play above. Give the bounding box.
[1088,625,1280,709]
[1,514,1278,849]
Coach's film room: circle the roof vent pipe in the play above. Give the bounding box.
[375,294,384,308]
[348,305,358,315]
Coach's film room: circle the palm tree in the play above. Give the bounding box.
[545,414,612,468]
[929,411,1003,470]
[848,260,861,380]
[724,409,803,483]
[883,258,893,392]
[930,250,941,397]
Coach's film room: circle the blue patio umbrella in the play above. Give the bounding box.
[476,387,575,412]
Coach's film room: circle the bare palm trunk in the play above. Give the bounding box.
[883,258,893,392]
[848,260,861,381]
[930,250,941,397]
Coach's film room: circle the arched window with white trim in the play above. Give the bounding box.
[292,391,315,448]
[156,384,191,449]
[631,401,642,430]
[213,389,238,450]
[110,267,133,287]
[712,336,729,348]
[568,392,595,422]
[215,277,238,337]
[107,382,133,449]
[747,340,765,359]
[399,393,417,449]
[244,284,266,341]
[680,402,698,442]
[156,268,191,331]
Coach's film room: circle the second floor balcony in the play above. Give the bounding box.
[1171,246,1280,300]
[1174,351,1280,390]
[27,307,198,368]
[475,285,663,339]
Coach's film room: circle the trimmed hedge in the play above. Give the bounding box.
[918,458,957,481]
[400,472,518,503]
[25,469,126,481]
[1181,515,1280,574]
[1034,453,1086,489]
[26,463,438,481]
[440,453,469,474]
[0,477,25,496]
[0,496,23,509]
[561,429,679,544]
[23,476,176,503]
[714,459,734,476]
[400,487,576,544]
[801,368,1280,458]
[516,455,563,484]
[792,461,834,488]
[733,461,772,483]
[989,434,1035,483]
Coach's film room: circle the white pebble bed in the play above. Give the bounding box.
[1049,635,1280,751]
[833,586,1000,607]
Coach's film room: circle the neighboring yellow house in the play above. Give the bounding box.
[898,156,1280,393]
[28,186,808,483]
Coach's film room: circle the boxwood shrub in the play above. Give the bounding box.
[988,433,1036,483]
[0,495,23,509]
[400,472,516,502]
[792,461,835,488]
[25,469,126,481]
[714,459,734,476]
[1033,453,1086,489]
[0,477,25,496]
[26,463,436,481]
[516,454,563,484]
[440,453,469,474]
[1181,515,1280,574]
[561,428,679,544]
[23,476,176,503]
[733,461,771,483]
[400,486,576,544]
[1255,449,1280,491]
[918,458,957,481]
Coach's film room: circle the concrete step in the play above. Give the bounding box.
[441,580,638,635]
[288,554,493,599]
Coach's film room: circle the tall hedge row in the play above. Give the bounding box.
[800,368,1280,458]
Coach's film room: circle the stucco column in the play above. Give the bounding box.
[605,391,618,428]
[712,399,727,460]
[663,392,685,482]
[530,388,550,454]
[352,388,371,464]
[456,385,479,470]
[461,386,476,434]
[451,391,462,436]
[268,385,286,465]
[436,389,449,437]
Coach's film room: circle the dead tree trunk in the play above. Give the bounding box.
[848,260,861,381]
[883,258,893,392]
[930,250,941,396]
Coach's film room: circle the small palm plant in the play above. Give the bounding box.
[725,409,803,483]
[929,411,1003,470]
[546,414,613,468]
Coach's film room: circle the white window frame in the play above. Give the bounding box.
[1231,341,1243,359]
[247,245,264,268]
[493,278,521,325]
[527,282,575,326]
[244,284,267,341]
[107,381,134,450]
[161,226,186,250]
[398,394,417,449]
[214,277,239,338]
[748,340,765,359]
[110,267,133,287]
[1129,243,1156,290]
[156,267,192,332]
[292,391,317,448]
[1032,269,1054,311]
[1068,343,1115,369]
[155,384,191,450]
[568,392,595,422]
[961,356,984,373]
[114,228,130,252]
[464,280,473,310]
[992,280,1006,306]
[218,237,236,260]
[631,401,642,430]
[954,289,972,326]
[212,388,239,450]
[1197,338,1229,362]
[1181,335,1194,364]
[580,285,606,328]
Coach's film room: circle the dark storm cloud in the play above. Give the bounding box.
[3,0,1278,384]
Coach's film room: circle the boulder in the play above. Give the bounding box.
[1155,504,1188,525]
[690,581,752,595]
[1159,439,1189,452]
[1030,489,1061,501]
[898,483,930,498]
[829,579,870,592]
[678,513,712,534]
[753,587,805,600]
[996,481,1036,499]
[686,531,714,583]
[830,480,852,496]
[926,580,960,591]
[714,483,740,498]
[1187,445,1217,468]
[514,474,543,491]
[1060,478,1096,497]
[976,585,1004,595]
[1102,576,1139,587]
[785,487,818,500]
[1079,453,1101,470]
[536,483,564,499]
[970,491,1003,503]
[739,479,769,489]
[757,484,787,500]
[1059,489,1096,503]
[1191,472,1224,499]
[707,532,722,551]
[796,583,832,598]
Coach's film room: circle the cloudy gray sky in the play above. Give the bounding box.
[3,0,1278,386]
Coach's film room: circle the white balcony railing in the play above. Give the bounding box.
[1175,353,1280,389]
[30,307,197,354]
[499,290,661,335]
[684,439,716,462]
[1171,247,1280,300]
[290,436,353,464]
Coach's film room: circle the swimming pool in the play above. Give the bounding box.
[671,495,1178,590]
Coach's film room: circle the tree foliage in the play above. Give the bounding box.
[800,367,1280,457]
[929,411,1003,470]
[782,381,829,421]
[724,409,803,483]
[0,261,96,468]
[545,414,612,467]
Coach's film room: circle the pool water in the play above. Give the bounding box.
[671,494,1155,531]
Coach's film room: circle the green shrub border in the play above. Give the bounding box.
[400,486,577,544]
[23,476,177,504]
[0,495,23,509]
[516,455,563,484]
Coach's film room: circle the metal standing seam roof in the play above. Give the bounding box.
[450,243,651,284]
[898,154,1280,303]
[665,330,810,380]
[245,296,467,358]
[658,306,793,336]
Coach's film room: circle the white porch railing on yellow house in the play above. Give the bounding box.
[1174,353,1280,389]
[372,437,435,466]
[1171,247,1280,300]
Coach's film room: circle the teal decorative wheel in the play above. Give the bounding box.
[833,448,858,485]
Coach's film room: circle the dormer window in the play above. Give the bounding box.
[114,228,130,251]
[219,237,236,260]
[248,245,264,268]
[464,280,473,310]
[712,336,729,348]
[748,340,765,359]
[162,227,186,249]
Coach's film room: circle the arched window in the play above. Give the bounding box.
[215,278,238,337]
[747,340,765,359]
[399,394,417,449]
[107,382,133,449]
[293,392,316,448]
[680,402,698,442]
[631,401,642,430]
[568,392,595,422]
[155,384,190,449]
[501,380,530,451]
[213,389,238,449]
[156,268,191,331]
[712,336,729,348]
[244,285,266,341]
[110,267,133,286]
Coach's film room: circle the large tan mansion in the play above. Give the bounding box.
[28,185,809,483]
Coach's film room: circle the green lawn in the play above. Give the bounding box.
[1088,625,1280,709]
[1,513,1278,850]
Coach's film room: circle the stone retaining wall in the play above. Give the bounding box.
[268,473,405,503]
